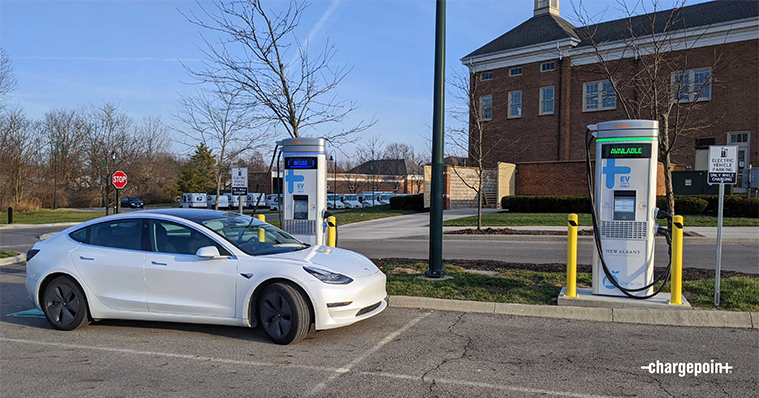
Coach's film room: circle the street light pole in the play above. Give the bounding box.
[330,151,337,209]
[427,0,446,278]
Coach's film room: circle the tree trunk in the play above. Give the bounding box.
[477,171,483,231]
[659,117,676,216]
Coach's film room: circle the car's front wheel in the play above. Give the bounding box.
[259,283,311,345]
[42,276,90,331]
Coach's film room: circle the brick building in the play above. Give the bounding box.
[461,0,758,193]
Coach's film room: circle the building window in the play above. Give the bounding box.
[672,67,712,103]
[508,91,522,118]
[730,132,749,143]
[479,94,492,121]
[541,61,555,72]
[509,66,523,76]
[583,80,616,112]
[480,72,493,81]
[540,86,555,115]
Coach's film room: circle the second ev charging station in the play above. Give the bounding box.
[277,138,328,246]
[586,120,673,299]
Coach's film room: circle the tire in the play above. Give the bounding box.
[42,276,90,331]
[258,283,311,345]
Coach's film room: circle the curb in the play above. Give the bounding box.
[387,295,757,329]
[0,222,81,230]
[0,254,25,267]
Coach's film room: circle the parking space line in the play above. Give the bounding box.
[0,337,339,373]
[307,312,430,396]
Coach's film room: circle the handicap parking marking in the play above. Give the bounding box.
[5,309,45,318]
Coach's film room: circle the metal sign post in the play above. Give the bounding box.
[231,167,248,215]
[707,145,738,307]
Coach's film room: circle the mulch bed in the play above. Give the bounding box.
[445,227,703,237]
[372,258,757,281]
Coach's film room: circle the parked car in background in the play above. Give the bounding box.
[180,193,207,208]
[340,194,362,209]
[120,197,144,209]
[246,193,265,209]
[327,194,346,210]
[266,194,282,211]
[223,193,245,209]
[207,195,230,209]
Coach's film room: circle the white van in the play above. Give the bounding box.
[327,194,346,210]
[223,193,245,209]
[266,194,282,211]
[246,193,265,208]
[180,193,207,208]
[207,195,230,209]
[340,194,362,209]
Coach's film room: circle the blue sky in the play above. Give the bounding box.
[0,0,707,158]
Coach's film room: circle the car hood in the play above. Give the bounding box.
[267,246,379,277]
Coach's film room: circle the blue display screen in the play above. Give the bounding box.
[285,157,317,169]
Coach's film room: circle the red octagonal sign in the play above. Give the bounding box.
[112,170,127,189]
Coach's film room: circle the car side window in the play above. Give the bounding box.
[69,227,89,243]
[149,220,230,256]
[90,219,142,251]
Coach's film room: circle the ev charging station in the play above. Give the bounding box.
[587,120,669,298]
[277,137,328,246]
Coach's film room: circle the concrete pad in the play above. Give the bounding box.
[752,312,758,329]
[493,302,613,322]
[613,308,753,328]
[557,287,691,310]
[388,296,495,314]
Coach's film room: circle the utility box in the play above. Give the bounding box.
[672,171,732,195]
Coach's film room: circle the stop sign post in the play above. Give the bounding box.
[112,171,127,213]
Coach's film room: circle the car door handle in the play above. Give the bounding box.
[151,261,167,266]
[79,256,94,261]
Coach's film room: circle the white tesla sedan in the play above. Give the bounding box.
[24,209,387,345]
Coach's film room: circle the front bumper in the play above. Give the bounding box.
[307,271,387,330]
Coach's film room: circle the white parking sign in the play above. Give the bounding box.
[708,146,737,185]
[231,167,248,195]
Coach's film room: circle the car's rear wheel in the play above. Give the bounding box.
[259,283,311,345]
[42,276,90,331]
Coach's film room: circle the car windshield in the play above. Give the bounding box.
[345,195,358,201]
[198,214,308,256]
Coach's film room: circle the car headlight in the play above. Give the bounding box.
[303,266,353,285]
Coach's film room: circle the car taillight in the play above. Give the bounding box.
[26,249,40,261]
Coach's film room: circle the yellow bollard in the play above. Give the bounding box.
[564,213,579,298]
[327,216,337,248]
[669,215,684,305]
[257,214,266,243]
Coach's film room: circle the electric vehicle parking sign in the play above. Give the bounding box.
[708,146,738,184]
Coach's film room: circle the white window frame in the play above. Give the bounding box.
[479,94,492,121]
[583,80,617,112]
[509,66,523,77]
[539,86,555,115]
[480,71,493,81]
[508,90,522,119]
[671,67,712,103]
[541,61,556,72]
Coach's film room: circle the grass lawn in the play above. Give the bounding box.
[0,209,104,225]
[0,250,19,259]
[267,205,415,228]
[441,212,759,227]
[383,263,759,312]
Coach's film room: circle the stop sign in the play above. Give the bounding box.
[112,171,127,189]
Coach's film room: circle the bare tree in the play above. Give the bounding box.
[356,135,385,202]
[572,0,729,215]
[0,49,17,104]
[182,0,375,144]
[447,68,510,230]
[0,107,42,206]
[174,85,267,209]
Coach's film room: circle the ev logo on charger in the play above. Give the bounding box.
[286,169,305,194]
[603,159,631,189]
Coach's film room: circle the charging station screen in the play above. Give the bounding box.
[602,143,652,159]
[293,195,309,219]
[285,157,317,169]
[613,191,636,220]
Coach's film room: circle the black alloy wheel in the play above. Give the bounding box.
[42,276,90,331]
[258,283,311,345]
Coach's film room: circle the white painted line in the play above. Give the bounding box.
[0,334,625,398]
[307,312,430,396]
[0,337,337,373]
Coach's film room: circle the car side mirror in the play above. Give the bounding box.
[196,246,221,259]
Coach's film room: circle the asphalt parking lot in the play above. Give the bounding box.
[1,262,757,397]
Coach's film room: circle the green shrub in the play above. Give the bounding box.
[684,195,758,218]
[500,195,592,214]
[389,194,426,211]
[655,196,708,215]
